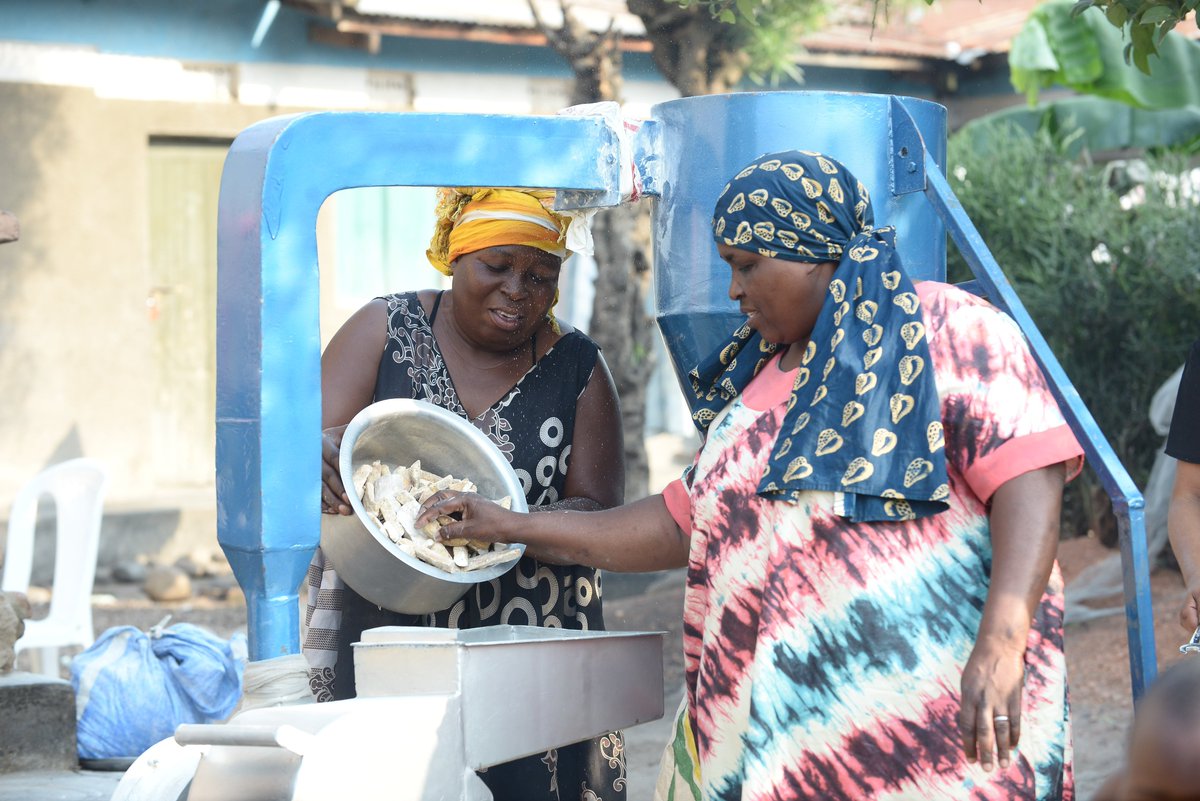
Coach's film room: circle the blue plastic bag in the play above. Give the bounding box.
[71,622,246,759]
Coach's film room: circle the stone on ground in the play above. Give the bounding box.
[143,566,191,602]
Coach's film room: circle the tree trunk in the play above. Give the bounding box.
[626,0,749,96]
[589,205,656,501]
[529,0,657,500]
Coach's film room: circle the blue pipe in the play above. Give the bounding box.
[250,0,280,48]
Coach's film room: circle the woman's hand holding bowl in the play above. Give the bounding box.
[321,425,353,516]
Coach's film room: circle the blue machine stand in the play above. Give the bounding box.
[215,93,1156,699]
[888,99,1157,699]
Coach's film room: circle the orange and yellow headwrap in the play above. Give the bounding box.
[426,187,572,276]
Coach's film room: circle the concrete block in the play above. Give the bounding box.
[0,672,77,773]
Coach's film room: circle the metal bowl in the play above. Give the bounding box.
[320,398,528,615]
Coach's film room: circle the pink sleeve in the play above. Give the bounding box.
[920,284,1085,502]
[964,425,1084,503]
[662,477,694,534]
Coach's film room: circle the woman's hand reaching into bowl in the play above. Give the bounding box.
[416,490,522,547]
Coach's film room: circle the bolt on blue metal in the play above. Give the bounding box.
[888,96,927,197]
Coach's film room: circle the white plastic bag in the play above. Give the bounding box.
[238,653,315,712]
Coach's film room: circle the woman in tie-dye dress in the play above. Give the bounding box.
[417,151,1083,801]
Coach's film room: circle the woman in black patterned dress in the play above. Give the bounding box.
[305,187,627,801]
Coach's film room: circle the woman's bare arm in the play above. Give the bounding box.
[320,299,388,513]
[322,299,389,428]
[958,463,1066,772]
[1169,459,1200,631]
[417,492,690,573]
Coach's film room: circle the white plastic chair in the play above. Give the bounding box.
[1,458,109,675]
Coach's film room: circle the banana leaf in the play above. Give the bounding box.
[1010,0,1200,108]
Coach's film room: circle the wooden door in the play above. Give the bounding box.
[147,141,227,487]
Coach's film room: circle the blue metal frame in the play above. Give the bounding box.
[217,100,1157,699]
[885,99,1158,699]
[216,111,620,661]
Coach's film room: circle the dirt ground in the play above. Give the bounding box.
[19,533,1192,801]
[1054,536,1193,799]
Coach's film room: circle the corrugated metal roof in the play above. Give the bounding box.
[801,0,1049,61]
[801,0,1199,61]
[337,0,1198,63]
[348,0,646,36]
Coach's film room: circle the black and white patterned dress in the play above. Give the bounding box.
[308,291,625,801]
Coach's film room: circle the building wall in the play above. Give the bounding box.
[0,0,666,86]
[0,82,302,496]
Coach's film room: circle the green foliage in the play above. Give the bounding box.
[916,0,1195,77]
[957,96,1200,155]
[945,124,1200,531]
[1072,0,1199,73]
[1010,0,1200,102]
[672,0,833,86]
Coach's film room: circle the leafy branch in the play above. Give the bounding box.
[1070,0,1198,73]
[667,0,830,86]
[1009,0,1200,106]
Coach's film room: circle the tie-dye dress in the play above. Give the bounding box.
[659,282,1083,801]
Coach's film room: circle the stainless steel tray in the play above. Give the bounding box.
[354,625,666,767]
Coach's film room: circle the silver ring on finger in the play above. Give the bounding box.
[993,715,1009,722]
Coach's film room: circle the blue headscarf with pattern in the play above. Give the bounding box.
[690,150,949,522]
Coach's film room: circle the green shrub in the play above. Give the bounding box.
[946,125,1200,537]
